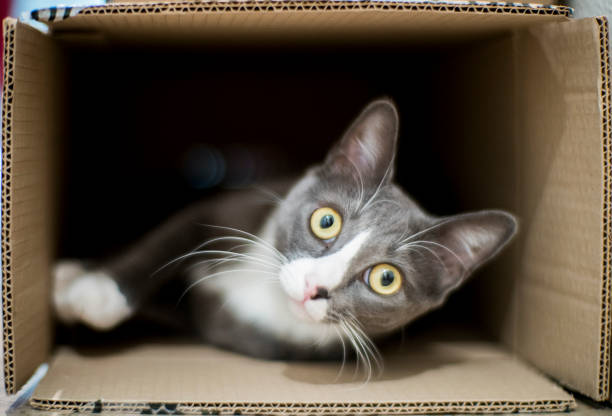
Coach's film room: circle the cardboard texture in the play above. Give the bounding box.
[2,19,58,396]
[513,17,611,401]
[429,16,612,400]
[1,1,611,413]
[46,2,569,44]
[31,336,574,414]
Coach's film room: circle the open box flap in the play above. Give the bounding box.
[30,333,575,414]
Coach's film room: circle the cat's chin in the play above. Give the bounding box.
[288,299,311,321]
[287,298,320,323]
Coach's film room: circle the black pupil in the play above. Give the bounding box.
[381,270,395,286]
[320,214,334,229]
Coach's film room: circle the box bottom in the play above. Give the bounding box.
[29,328,575,414]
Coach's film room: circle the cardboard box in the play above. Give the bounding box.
[2,1,611,413]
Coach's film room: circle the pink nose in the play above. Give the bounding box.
[303,281,330,302]
[304,283,318,301]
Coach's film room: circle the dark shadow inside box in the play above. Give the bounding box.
[54,38,515,344]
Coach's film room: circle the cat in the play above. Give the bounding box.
[53,98,517,374]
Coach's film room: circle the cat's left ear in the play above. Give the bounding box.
[323,98,399,188]
[411,210,518,300]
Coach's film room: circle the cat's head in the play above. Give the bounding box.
[274,99,517,336]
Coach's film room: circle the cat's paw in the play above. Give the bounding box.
[53,261,132,330]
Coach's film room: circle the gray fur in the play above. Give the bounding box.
[55,99,517,364]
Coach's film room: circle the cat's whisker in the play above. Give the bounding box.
[343,320,373,384]
[344,313,382,373]
[196,224,288,263]
[344,313,382,371]
[403,247,425,258]
[185,239,285,282]
[200,243,269,270]
[253,186,284,205]
[359,155,394,214]
[398,217,466,246]
[407,240,467,270]
[366,199,403,210]
[155,234,282,278]
[332,324,348,382]
[400,243,449,274]
[177,268,280,306]
[156,249,282,275]
[344,316,383,376]
[193,235,286,266]
[338,149,365,215]
[193,236,271,253]
[186,256,281,275]
[340,315,373,382]
[169,229,283,270]
[339,320,365,382]
[334,311,380,385]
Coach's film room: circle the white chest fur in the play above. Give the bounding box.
[188,222,339,347]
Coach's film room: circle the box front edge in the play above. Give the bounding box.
[597,15,612,402]
[28,398,576,414]
[2,17,17,396]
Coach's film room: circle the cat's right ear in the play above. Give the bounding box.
[322,99,399,189]
[412,210,518,301]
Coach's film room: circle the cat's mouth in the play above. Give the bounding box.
[287,296,328,323]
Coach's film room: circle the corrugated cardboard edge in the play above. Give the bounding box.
[1,17,17,396]
[29,0,572,24]
[598,15,612,401]
[29,399,575,414]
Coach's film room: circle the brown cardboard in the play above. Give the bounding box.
[46,2,570,44]
[31,334,574,414]
[513,17,611,400]
[2,1,611,412]
[426,16,612,400]
[1,18,58,395]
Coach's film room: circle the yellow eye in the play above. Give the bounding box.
[366,264,402,296]
[310,207,342,240]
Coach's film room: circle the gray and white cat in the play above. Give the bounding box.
[54,99,517,371]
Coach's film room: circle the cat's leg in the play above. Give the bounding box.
[53,203,215,330]
[53,190,273,331]
[53,260,133,330]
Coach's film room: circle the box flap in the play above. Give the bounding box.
[31,332,575,413]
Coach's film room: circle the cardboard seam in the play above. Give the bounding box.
[32,0,572,22]
[1,18,17,396]
[597,16,612,402]
[29,398,577,414]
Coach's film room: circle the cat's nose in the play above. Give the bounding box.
[303,281,330,302]
[311,287,330,300]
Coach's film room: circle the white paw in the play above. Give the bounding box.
[53,260,87,292]
[53,263,132,330]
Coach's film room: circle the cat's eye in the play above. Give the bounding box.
[365,263,402,295]
[310,207,342,241]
